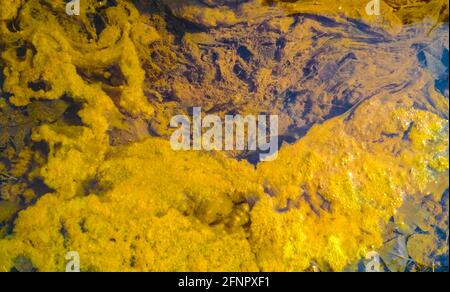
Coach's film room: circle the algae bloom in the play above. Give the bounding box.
[0,0,448,272]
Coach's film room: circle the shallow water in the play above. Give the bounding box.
[0,0,448,272]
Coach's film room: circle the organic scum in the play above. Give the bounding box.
[0,0,448,272]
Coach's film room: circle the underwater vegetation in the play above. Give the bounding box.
[0,0,448,272]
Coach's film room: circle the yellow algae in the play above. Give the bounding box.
[0,0,21,21]
[0,0,448,272]
[31,124,109,199]
[429,155,449,173]
[0,0,164,197]
[162,0,240,27]
[160,0,448,31]
[272,0,448,27]
[1,0,155,120]
[384,0,450,25]
[0,98,446,271]
[0,139,261,272]
[407,234,439,267]
[253,95,448,271]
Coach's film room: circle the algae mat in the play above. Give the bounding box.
[0,0,448,272]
